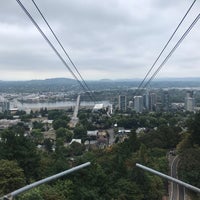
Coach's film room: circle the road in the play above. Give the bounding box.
[170,155,185,200]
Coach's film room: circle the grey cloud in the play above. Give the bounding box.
[0,0,199,80]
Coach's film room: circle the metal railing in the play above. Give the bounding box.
[136,163,200,194]
[1,162,91,200]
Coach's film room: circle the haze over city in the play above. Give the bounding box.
[0,0,200,81]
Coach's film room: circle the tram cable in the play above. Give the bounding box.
[31,0,96,102]
[16,0,95,102]
[143,12,200,89]
[137,0,197,89]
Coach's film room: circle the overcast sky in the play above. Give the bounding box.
[0,0,199,81]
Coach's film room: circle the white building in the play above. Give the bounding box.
[185,91,195,112]
[185,97,195,112]
[93,104,104,111]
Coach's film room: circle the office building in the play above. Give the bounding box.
[134,96,143,113]
[149,93,157,112]
[118,95,127,111]
[143,91,149,111]
[162,91,170,112]
[0,100,10,113]
[185,91,195,112]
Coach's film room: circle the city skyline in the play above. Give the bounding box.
[0,0,200,81]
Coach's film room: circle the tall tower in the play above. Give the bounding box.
[0,96,10,113]
[185,91,195,112]
[2,100,10,112]
[134,96,143,113]
[118,95,127,111]
[149,93,157,112]
[162,91,170,112]
[143,91,149,111]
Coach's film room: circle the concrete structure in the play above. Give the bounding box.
[143,91,157,112]
[185,91,195,112]
[162,91,170,112]
[143,91,149,111]
[93,104,104,111]
[185,97,195,112]
[70,139,82,144]
[69,95,80,128]
[134,96,143,113]
[118,95,127,111]
[149,93,157,112]
[87,130,98,137]
[0,100,10,113]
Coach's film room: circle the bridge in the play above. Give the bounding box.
[69,95,80,128]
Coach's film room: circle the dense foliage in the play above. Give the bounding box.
[0,109,199,199]
[177,112,200,200]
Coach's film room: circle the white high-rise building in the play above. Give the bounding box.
[134,96,143,113]
[185,97,195,112]
[185,91,195,112]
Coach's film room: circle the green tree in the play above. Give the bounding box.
[31,129,43,144]
[48,110,70,122]
[138,143,149,164]
[70,142,85,156]
[18,188,43,200]
[114,178,143,200]
[43,138,53,153]
[21,114,32,122]
[178,147,200,188]
[176,132,192,153]
[56,127,67,138]
[55,128,73,142]
[32,121,44,130]
[188,112,200,146]
[0,128,40,182]
[73,124,87,139]
[40,107,48,117]
[53,119,68,130]
[0,159,25,196]
[66,129,73,143]
[52,180,74,200]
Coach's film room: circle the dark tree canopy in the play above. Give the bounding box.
[0,159,25,196]
[188,112,200,146]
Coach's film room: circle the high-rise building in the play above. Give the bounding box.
[118,95,127,111]
[149,93,157,112]
[0,99,10,113]
[185,91,195,112]
[162,91,170,112]
[134,96,143,113]
[143,91,149,111]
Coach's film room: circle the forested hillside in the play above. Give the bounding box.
[0,110,199,199]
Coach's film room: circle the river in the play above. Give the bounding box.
[11,100,111,111]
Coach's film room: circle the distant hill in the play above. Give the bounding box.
[153,77,200,82]
[1,77,200,93]
[0,78,78,93]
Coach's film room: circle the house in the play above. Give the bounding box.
[118,127,131,135]
[70,139,82,144]
[87,130,98,139]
